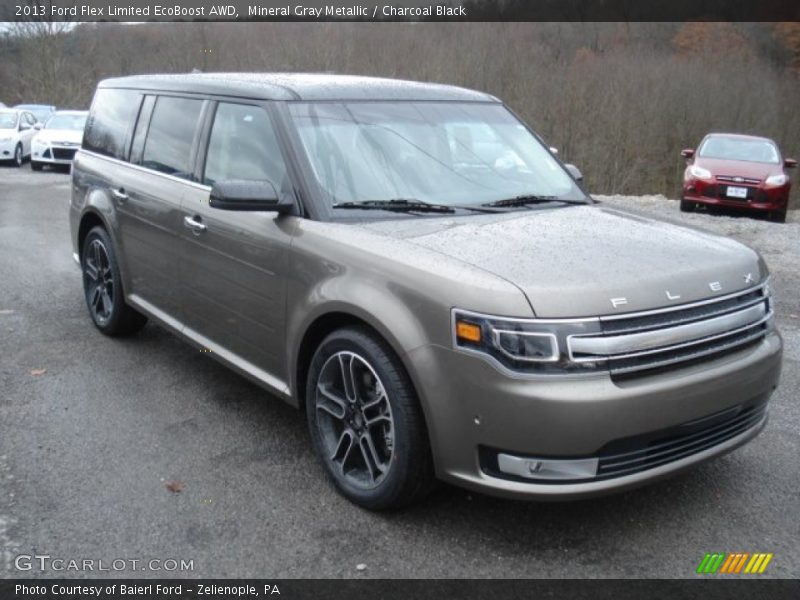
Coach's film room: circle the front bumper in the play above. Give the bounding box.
[32,144,79,164]
[0,139,17,159]
[683,179,789,212]
[406,331,781,500]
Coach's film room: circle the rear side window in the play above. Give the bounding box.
[83,88,141,160]
[141,96,204,180]
[203,103,287,186]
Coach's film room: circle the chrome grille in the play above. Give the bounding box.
[596,404,767,479]
[717,175,761,185]
[567,284,771,375]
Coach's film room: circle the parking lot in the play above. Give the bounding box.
[1,166,798,578]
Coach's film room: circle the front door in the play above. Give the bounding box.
[179,101,298,389]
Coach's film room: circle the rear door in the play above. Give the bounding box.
[178,100,298,387]
[116,94,207,324]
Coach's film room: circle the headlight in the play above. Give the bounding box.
[688,165,713,180]
[452,309,602,374]
[765,174,787,186]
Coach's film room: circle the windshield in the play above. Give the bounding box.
[45,114,87,131]
[0,113,18,129]
[15,106,52,123]
[288,102,587,208]
[698,136,780,164]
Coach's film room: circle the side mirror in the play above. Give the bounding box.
[565,163,583,183]
[785,158,797,169]
[681,148,695,159]
[19,122,31,131]
[209,179,294,213]
[34,122,43,130]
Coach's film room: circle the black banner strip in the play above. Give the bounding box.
[2,0,800,23]
[1,579,800,600]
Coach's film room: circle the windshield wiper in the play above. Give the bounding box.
[333,199,455,213]
[332,199,506,214]
[483,194,590,208]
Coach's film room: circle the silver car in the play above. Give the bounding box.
[70,74,782,509]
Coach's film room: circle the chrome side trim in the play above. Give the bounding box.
[79,149,213,192]
[569,303,767,359]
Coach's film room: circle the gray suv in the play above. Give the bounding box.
[70,74,782,509]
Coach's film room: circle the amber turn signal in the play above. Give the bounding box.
[456,320,482,343]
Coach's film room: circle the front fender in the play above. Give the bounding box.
[286,274,441,403]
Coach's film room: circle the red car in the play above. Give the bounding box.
[681,133,796,223]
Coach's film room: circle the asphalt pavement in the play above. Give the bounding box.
[1,165,798,578]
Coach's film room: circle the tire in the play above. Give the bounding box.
[81,226,147,336]
[30,161,43,171]
[306,326,435,510]
[769,210,787,224]
[13,144,23,168]
[679,199,695,212]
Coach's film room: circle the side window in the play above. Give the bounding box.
[203,103,287,186]
[141,96,204,180]
[83,89,142,160]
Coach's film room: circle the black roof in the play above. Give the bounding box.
[98,72,499,103]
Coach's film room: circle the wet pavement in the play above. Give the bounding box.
[1,166,798,578]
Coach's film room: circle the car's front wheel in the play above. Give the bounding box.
[306,326,434,510]
[680,199,695,212]
[81,226,147,336]
[13,144,23,167]
[30,160,43,171]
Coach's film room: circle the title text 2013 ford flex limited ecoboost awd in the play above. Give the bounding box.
[70,74,782,509]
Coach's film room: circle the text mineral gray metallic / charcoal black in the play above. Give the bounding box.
[69,73,782,509]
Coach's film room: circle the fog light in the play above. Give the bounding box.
[497,453,598,481]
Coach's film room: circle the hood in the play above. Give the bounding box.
[695,157,782,181]
[358,205,764,318]
[33,128,82,144]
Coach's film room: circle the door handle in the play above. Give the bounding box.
[183,215,207,234]
[111,188,128,202]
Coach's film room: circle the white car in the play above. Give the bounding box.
[31,110,88,170]
[0,110,37,167]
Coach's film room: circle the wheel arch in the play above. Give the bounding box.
[77,210,107,261]
[75,188,130,291]
[291,306,429,420]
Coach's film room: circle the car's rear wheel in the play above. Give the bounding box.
[81,226,147,336]
[769,210,787,224]
[13,144,23,167]
[679,199,695,212]
[30,161,43,171]
[306,326,434,510]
